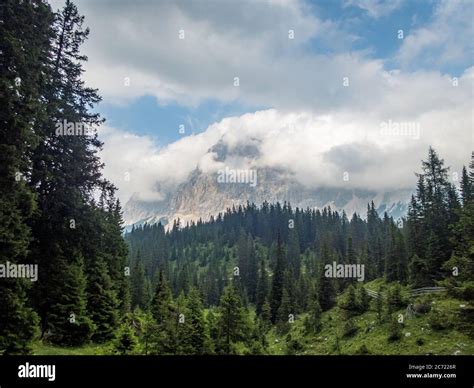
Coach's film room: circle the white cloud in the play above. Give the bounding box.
[50,0,362,109]
[46,0,473,205]
[397,0,474,70]
[99,67,473,203]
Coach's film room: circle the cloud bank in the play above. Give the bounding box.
[99,64,473,203]
[47,0,473,204]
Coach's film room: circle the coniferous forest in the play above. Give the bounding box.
[1,0,473,363]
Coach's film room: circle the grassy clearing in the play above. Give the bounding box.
[268,290,473,355]
[31,341,112,355]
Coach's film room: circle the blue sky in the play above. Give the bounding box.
[99,96,265,143]
[308,0,434,58]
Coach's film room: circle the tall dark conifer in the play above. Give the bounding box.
[256,258,268,316]
[0,0,51,354]
[28,0,107,344]
[270,232,286,323]
[318,241,336,311]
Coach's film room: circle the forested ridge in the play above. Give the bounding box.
[1,0,473,356]
[123,148,474,355]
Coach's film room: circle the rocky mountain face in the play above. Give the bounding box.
[123,137,413,229]
[123,166,412,230]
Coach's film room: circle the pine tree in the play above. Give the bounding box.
[143,277,153,310]
[317,242,336,311]
[250,316,268,354]
[339,284,358,319]
[287,227,301,278]
[375,286,384,323]
[282,269,297,314]
[206,309,220,346]
[386,284,404,314]
[150,270,176,354]
[346,236,356,265]
[419,147,457,280]
[442,155,474,295]
[450,156,474,261]
[130,253,146,309]
[113,323,138,355]
[217,284,246,354]
[236,229,249,291]
[256,258,268,316]
[185,288,212,354]
[246,236,259,304]
[277,288,292,333]
[367,202,383,278]
[138,311,158,356]
[261,299,272,328]
[461,165,472,205]
[101,198,130,315]
[384,224,399,282]
[270,232,286,323]
[0,0,51,355]
[86,255,119,342]
[174,289,212,355]
[47,254,94,346]
[409,254,431,288]
[385,224,408,283]
[387,316,402,342]
[357,285,370,313]
[28,0,109,341]
[175,291,192,354]
[305,292,322,334]
[396,230,408,283]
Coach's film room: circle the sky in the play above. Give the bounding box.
[49,0,473,204]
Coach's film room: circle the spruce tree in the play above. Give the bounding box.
[246,236,259,304]
[408,254,431,288]
[277,288,292,333]
[0,0,51,355]
[256,258,268,316]
[287,227,301,278]
[261,299,272,328]
[150,270,176,354]
[217,284,246,354]
[386,284,404,315]
[375,286,384,323]
[47,254,94,346]
[86,255,119,342]
[461,165,472,205]
[339,284,358,319]
[175,291,192,354]
[357,285,370,313]
[305,292,322,334]
[28,0,109,342]
[270,232,286,322]
[419,147,457,280]
[130,253,146,310]
[185,288,212,354]
[384,224,399,282]
[113,323,138,355]
[317,242,336,311]
[101,198,130,315]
